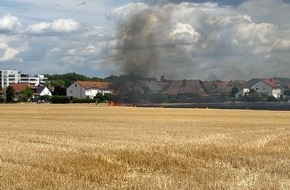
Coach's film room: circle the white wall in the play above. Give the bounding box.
[235,88,249,99]
[251,81,272,96]
[251,81,281,98]
[0,70,20,88]
[67,82,112,99]
[67,82,85,98]
[40,87,52,96]
[272,89,281,98]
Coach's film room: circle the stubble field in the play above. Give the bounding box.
[0,104,289,190]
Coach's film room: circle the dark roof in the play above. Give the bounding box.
[33,85,51,96]
[164,80,207,96]
[202,80,247,94]
[35,85,46,94]
[134,81,162,93]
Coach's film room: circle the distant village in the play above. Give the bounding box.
[1,69,290,104]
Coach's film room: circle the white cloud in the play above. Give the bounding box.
[0,35,26,62]
[0,14,21,32]
[273,39,290,51]
[2,1,290,79]
[169,23,201,44]
[105,2,290,79]
[50,19,80,32]
[26,19,80,35]
[0,43,19,61]
[107,2,150,20]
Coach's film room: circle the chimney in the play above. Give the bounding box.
[182,79,186,87]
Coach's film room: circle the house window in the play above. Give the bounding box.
[256,88,259,90]
[75,84,77,87]
[70,90,73,93]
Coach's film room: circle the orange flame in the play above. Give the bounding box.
[109,101,118,106]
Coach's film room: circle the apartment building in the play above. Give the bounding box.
[0,70,47,88]
[0,70,21,88]
[19,74,47,87]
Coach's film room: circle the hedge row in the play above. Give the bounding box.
[72,98,96,103]
[51,96,70,104]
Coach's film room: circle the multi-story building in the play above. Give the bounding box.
[19,74,47,87]
[0,70,21,88]
[0,70,47,88]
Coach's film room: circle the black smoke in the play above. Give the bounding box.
[114,7,172,77]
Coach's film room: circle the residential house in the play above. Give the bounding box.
[163,80,207,97]
[0,83,31,101]
[202,80,247,98]
[33,85,52,100]
[235,88,250,99]
[235,78,282,99]
[250,78,281,98]
[131,80,163,94]
[66,81,112,99]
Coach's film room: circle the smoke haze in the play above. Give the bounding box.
[114,8,171,76]
[108,1,290,80]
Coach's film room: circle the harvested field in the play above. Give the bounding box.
[0,104,289,189]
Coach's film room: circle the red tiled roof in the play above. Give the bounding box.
[75,81,111,89]
[261,78,279,88]
[0,83,31,94]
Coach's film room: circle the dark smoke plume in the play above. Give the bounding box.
[114,7,172,77]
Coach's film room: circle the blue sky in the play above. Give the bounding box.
[1,0,290,80]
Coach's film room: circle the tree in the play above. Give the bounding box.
[230,87,239,97]
[241,89,261,102]
[94,93,105,103]
[53,86,66,96]
[284,89,290,96]
[49,79,65,87]
[21,87,34,102]
[6,86,15,103]
[46,72,102,87]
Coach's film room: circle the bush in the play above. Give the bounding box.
[39,95,51,102]
[72,98,96,103]
[267,96,279,102]
[51,96,70,104]
[0,97,4,103]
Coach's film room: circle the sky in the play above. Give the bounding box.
[1,0,290,80]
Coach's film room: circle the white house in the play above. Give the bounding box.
[251,79,281,98]
[66,81,113,99]
[33,85,52,98]
[235,88,250,99]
